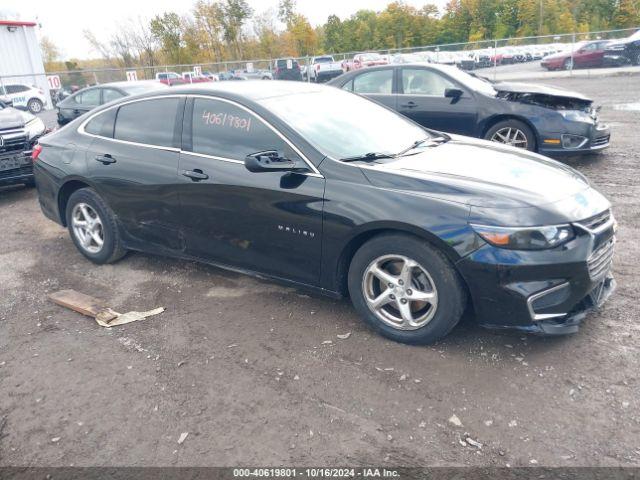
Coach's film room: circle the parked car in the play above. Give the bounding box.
[273,58,303,81]
[0,99,46,187]
[181,72,214,83]
[239,69,273,80]
[343,52,388,71]
[155,72,188,86]
[56,81,167,125]
[0,84,47,114]
[603,30,640,66]
[328,63,610,156]
[308,56,343,83]
[33,82,615,344]
[541,40,612,70]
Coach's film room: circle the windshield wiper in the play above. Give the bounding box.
[341,152,395,163]
[395,134,450,157]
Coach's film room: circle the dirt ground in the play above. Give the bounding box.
[0,74,639,468]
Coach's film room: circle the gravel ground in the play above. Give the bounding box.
[0,74,639,468]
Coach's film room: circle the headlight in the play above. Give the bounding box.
[471,224,575,250]
[558,110,595,123]
[25,117,45,140]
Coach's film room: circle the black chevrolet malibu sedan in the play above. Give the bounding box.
[33,82,615,344]
[328,63,610,156]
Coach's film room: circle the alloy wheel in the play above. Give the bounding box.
[362,254,438,330]
[28,99,42,113]
[71,203,104,254]
[490,127,529,149]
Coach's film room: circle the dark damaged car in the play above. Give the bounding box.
[328,63,610,156]
[33,82,616,344]
[0,99,46,187]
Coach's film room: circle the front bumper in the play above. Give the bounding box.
[457,210,616,335]
[538,122,610,155]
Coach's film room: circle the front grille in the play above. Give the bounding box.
[577,209,612,231]
[0,165,32,180]
[0,131,29,156]
[592,135,610,147]
[587,237,615,280]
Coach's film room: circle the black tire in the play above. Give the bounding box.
[348,233,467,345]
[484,119,536,152]
[634,52,640,66]
[27,98,43,114]
[65,188,126,264]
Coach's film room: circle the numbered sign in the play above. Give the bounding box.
[46,75,61,90]
[125,70,138,82]
[246,62,254,73]
[193,65,202,76]
[286,59,293,69]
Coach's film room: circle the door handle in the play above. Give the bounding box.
[95,154,116,164]
[401,101,417,108]
[181,169,209,181]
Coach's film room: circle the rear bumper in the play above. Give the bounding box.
[457,212,616,335]
[316,71,343,82]
[603,54,629,66]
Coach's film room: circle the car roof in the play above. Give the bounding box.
[161,81,327,102]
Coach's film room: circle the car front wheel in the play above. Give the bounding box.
[348,234,467,345]
[484,119,536,151]
[66,188,126,264]
[27,98,43,114]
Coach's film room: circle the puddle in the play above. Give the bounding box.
[613,102,640,111]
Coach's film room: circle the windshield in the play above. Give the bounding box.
[260,88,433,160]
[434,64,496,96]
[362,53,381,61]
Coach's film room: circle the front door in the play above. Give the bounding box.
[178,97,325,286]
[398,67,478,136]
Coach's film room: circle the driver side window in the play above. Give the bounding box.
[402,69,456,96]
[189,98,296,162]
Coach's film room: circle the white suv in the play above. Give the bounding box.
[0,84,47,113]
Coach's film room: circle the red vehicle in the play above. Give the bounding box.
[154,72,188,86]
[541,40,611,70]
[343,52,388,72]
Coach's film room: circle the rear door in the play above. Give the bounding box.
[177,96,325,285]
[85,96,185,250]
[398,66,477,135]
[341,68,397,111]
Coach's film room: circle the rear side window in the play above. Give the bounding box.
[353,70,393,94]
[189,98,285,161]
[6,85,29,94]
[84,108,117,137]
[102,88,124,104]
[75,89,101,106]
[114,98,180,147]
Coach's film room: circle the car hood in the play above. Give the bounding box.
[493,82,592,102]
[0,107,33,130]
[359,135,598,214]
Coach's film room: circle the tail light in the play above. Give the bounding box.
[32,144,43,161]
[316,64,321,71]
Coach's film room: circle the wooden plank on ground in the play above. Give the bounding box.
[48,289,118,322]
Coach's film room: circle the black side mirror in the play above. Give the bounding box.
[444,88,464,100]
[244,151,300,173]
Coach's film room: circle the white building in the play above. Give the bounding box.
[0,20,51,109]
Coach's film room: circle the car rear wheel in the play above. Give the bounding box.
[27,98,43,114]
[348,234,467,345]
[484,119,536,151]
[66,188,126,264]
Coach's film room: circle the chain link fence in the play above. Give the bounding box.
[1,26,638,111]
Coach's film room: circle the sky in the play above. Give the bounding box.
[1,0,448,60]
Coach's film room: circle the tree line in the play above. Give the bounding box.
[41,0,640,71]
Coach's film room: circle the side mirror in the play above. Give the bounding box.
[244,151,300,173]
[444,88,463,99]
